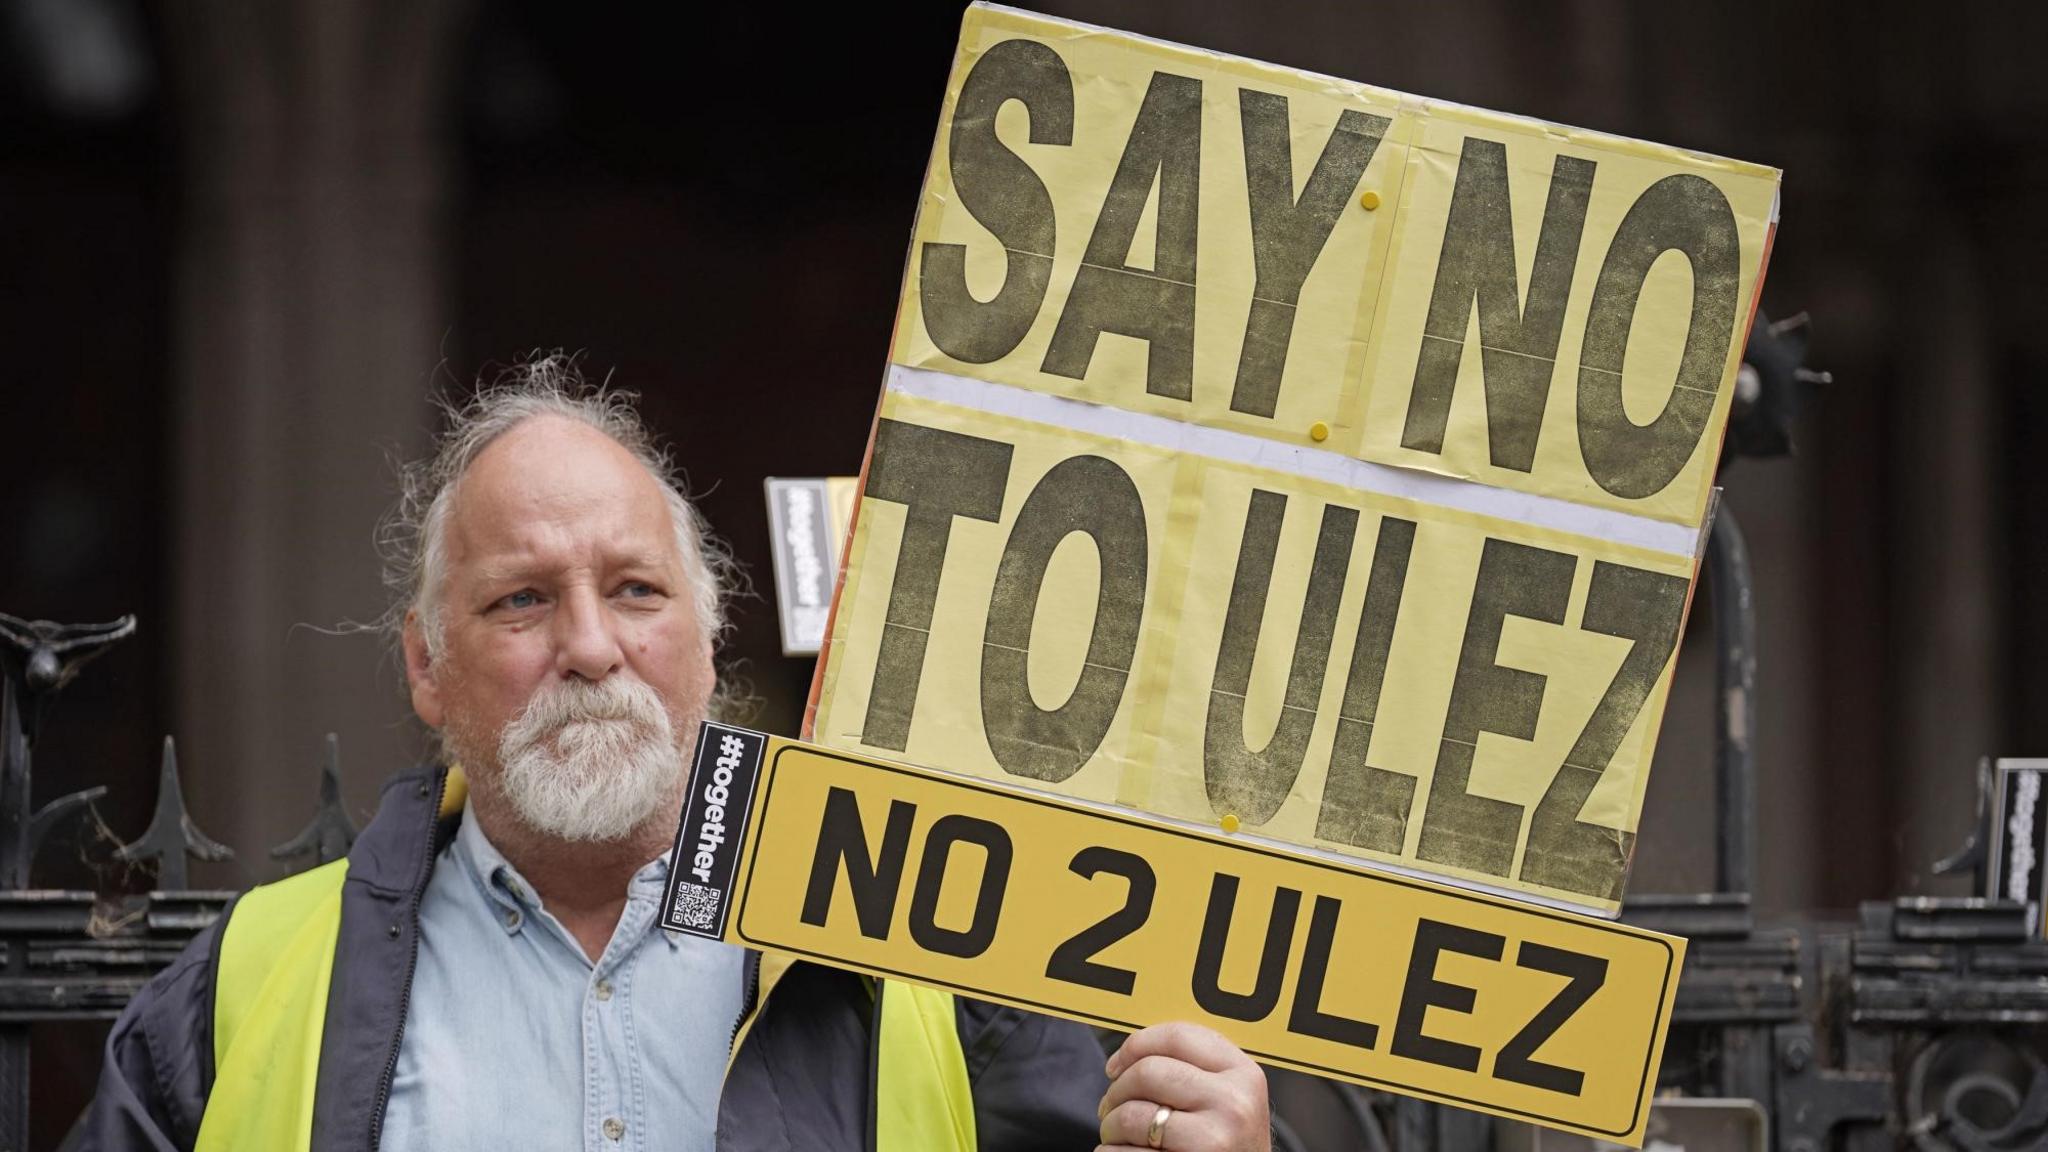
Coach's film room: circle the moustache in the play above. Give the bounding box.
[502,677,672,751]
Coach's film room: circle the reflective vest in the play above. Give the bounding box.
[194,858,974,1150]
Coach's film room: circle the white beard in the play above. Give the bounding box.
[483,676,687,843]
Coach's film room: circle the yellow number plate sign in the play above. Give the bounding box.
[808,3,1779,916]
[664,725,1684,1145]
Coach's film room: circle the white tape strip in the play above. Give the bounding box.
[885,364,1701,557]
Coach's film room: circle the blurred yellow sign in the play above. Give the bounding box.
[664,727,1685,1146]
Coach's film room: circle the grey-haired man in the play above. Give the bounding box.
[81,363,1272,1152]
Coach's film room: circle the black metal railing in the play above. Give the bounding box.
[0,612,354,1149]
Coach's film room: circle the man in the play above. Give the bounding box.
[80,361,1272,1151]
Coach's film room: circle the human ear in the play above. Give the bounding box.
[403,609,445,729]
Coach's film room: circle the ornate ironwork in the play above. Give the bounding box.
[1905,1032,2048,1151]
[0,613,134,891]
[113,738,232,891]
[0,620,355,1116]
[270,733,358,870]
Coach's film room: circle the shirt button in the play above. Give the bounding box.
[603,1117,625,1141]
[504,909,521,930]
[595,978,613,1001]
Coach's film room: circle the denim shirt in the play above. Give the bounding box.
[379,808,745,1151]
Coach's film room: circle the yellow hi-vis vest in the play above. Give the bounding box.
[194,860,975,1151]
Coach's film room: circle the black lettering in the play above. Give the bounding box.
[1415,538,1575,877]
[907,814,1013,958]
[1192,874,1300,1022]
[1577,173,1741,499]
[919,38,1074,363]
[861,419,1014,751]
[1287,894,1379,1049]
[1400,140,1596,471]
[1206,492,1356,823]
[801,788,915,939]
[1392,918,1504,1072]
[1041,71,1203,400]
[1230,94,1389,417]
[1520,561,1689,899]
[1044,846,1156,995]
[1493,941,1607,1096]
[981,455,1148,781]
[1315,516,1419,853]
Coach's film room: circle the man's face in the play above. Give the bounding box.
[402,414,716,839]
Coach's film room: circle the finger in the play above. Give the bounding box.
[1109,1022,1250,1078]
[1101,1099,1219,1149]
[1099,1054,1221,1119]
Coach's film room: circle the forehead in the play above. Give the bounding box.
[442,414,679,571]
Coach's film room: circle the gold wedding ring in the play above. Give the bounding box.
[1146,1104,1173,1149]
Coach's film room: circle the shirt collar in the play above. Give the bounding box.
[454,805,677,934]
[455,805,536,932]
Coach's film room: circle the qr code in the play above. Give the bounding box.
[670,882,723,931]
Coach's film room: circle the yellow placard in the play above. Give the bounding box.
[893,4,1777,528]
[663,726,1684,1147]
[813,391,1693,913]
[1356,103,1774,527]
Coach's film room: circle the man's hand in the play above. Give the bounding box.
[1096,1022,1270,1152]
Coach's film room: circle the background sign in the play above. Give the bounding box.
[808,4,1779,914]
[765,477,858,655]
[665,723,1686,1146]
[1987,757,2048,937]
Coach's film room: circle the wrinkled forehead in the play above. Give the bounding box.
[441,415,684,577]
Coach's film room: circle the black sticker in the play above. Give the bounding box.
[662,723,766,939]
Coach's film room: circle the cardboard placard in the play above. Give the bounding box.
[807,4,1778,915]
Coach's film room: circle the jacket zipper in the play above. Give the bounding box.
[863,979,883,1152]
[727,948,761,1054]
[366,769,446,1151]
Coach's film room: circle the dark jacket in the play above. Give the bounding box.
[78,764,1110,1150]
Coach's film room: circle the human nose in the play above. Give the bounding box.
[552,586,624,681]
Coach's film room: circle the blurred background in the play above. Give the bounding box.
[4,0,2048,1139]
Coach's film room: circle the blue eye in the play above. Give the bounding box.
[621,582,655,599]
[501,590,540,610]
